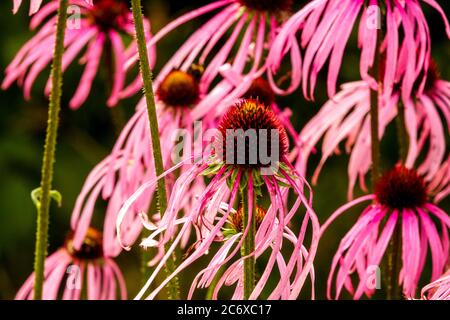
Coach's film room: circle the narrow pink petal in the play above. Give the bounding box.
[69,33,105,109]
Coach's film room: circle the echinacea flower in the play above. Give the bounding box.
[321,165,450,299]
[117,99,319,300]
[420,269,450,300]
[300,59,450,199]
[268,0,450,100]
[3,0,155,109]
[16,227,126,300]
[122,0,293,102]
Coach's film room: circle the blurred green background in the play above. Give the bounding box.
[0,0,449,299]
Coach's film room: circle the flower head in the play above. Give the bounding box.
[321,166,450,299]
[15,227,126,300]
[157,70,200,107]
[87,0,128,31]
[117,99,319,300]
[65,227,104,260]
[216,99,289,168]
[243,77,276,106]
[300,58,450,199]
[375,165,427,210]
[226,204,266,234]
[3,0,155,109]
[268,0,450,100]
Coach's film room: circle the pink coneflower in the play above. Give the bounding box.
[321,165,450,299]
[268,0,450,100]
[16,227,126,300]
[118,99,319,299]
[300,60,450,199]
[421,269,450,300]
[3,0,155,109]
[122,0,293,101]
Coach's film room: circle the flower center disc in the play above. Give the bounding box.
[66,227,103,260]
[157,70,200,107]
[89,0,129,31]
[230,205,266,232]
[238,0,292,13]
[216,99,288,168]
[243,77,276,106]
[375,166,427,210]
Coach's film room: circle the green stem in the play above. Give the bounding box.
[241,187,256,299]
[395,101,408,163]
[130,0,180,299]
[370,91,381,185]
[386,217,402,300]
[370,58,381,187]
[33,0,69,300]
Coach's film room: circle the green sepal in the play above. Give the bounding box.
[252,170,265,188]
[201,161,224,176]
[226,167,240,190]
[276,162,297,180]
[276,180,292,189]
[239,171,249,191]
[222,228,237,239]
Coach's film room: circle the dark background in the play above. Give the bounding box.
[0,0,448,299]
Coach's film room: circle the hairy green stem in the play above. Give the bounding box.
[33,0,69,300]
[130,0,179,299]
[241,187,256,299]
